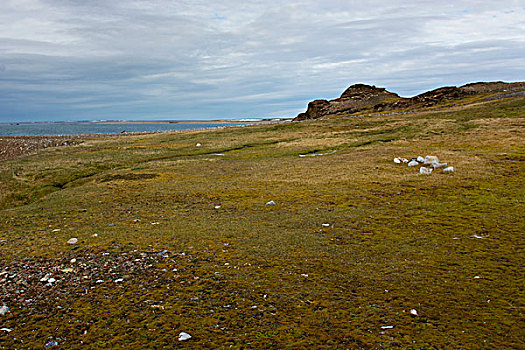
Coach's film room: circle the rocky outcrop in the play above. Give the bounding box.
[295,84,400,121]
[294,81,525,121]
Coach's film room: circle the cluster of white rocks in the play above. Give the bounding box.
[394,155,454,174]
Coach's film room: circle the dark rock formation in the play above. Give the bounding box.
[294,81,525,121]
[294,84,399,121]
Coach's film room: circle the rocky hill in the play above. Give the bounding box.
[294,81,525,120]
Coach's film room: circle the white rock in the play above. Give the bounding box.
[67,238,78,244]
[47,278,56,283]
[214,205,221,209]
[265,200,276,206]
[410,309,418,316]
[321,223,330,227]
[40,274,51,282]
[0,305,9,316]
[424,155,439,164]
[420,167,433,174]
[196,143,201,147]
[70,258,77,263]
[178,332,192,341]
[0,328,12,332]
[393,158,401,164]
[401,158,409,163]
[114,278,124,283]
[416,156,425,163]
[380,325,394,329]
[407,160,419,167]
[431,162,447,169]
[443,166,455,172]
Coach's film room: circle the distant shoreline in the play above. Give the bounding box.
[1,118,291,126]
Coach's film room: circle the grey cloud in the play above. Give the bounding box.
[0,0,524,121]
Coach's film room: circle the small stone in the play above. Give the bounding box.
[40,274,51,282]
[67,238,78,244]
[416,156,425,163]
[114,278,124,283]
[70,258,77,263]
[214,205,221,209]
[443,166,455,172]
[401,158,409,163]
[265,200,276,206]
[61,268,73,273]
[196,143,201,147]
[393,157,401,164]
[419,167,433,174]
[321,223,330,227]
[408,160,419,167]
[424,155,439,164]
[0,305,9,316]
[380,325,394,329]
[45,340,59,348]
[47,278,56,283]
[0,328,12,332]
[178,332,192,341]
[410,309,418,316]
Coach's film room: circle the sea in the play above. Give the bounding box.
[0,122,247,136]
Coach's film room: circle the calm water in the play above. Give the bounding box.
[0,122,245,136]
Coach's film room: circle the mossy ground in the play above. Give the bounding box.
[0,97,524,349]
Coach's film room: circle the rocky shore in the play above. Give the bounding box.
[0,136,83,162]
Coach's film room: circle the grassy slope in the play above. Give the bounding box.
[0,96,523,349]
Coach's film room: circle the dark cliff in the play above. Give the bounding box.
[294,81,525,121]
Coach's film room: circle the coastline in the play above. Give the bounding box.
[0,119,291,162]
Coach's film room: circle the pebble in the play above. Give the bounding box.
[0,328,12,332]
[393,157,401,164]
[70,258,77,263]
[47,278,56,283]
[380,325,394,329]
[443,166,455,172]
[67,238,78,245]
[0,305,9,316]
[40,274,52,282]
[45,340,59,348]
[265,200,276,206]
[407,160,419,167]
[196,143,201,147]
[416,156,425,163]
[410,309,418,316]
[178,332,192,341]
[321,223,330,227]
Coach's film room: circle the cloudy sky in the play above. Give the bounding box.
[1,1,524,122]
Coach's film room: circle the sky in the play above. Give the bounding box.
[1,1,524,122]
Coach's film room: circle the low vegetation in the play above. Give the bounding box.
[0,95,523,348]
